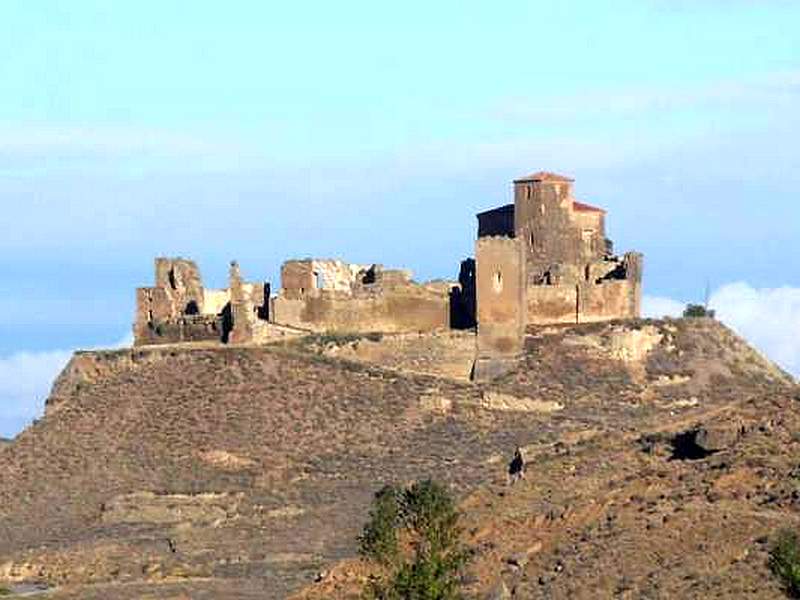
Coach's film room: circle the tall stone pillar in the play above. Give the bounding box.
[228,261,253,344]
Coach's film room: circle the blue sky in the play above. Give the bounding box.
[1,1,799,436]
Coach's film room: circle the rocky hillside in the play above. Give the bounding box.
[0,318,796,599]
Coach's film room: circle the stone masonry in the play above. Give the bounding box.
[473,171,642,378]
[133,170,642,380]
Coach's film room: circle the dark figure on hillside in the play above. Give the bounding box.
[507,446,525,485]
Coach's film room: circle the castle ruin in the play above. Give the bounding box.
[473,171,642,377]
[133,171,642,377]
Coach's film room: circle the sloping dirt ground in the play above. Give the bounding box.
[0,319,797,599]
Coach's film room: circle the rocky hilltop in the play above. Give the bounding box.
[0,319,797,599]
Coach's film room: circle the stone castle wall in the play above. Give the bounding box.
[272,259,450,333]
[131,171,642,383]
[134,257,462,346]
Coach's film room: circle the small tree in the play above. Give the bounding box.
[683,303,715,318]
[359,485,403,567]
[770,529,800,597]
[360,480,467,600]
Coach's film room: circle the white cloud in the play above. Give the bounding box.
[709,282,800,379]
[645,283,800,379]
[0,349,72,436]
[0,333,132,439]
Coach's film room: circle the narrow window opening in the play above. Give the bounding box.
[492,270,503,293]
[582,229,595,254]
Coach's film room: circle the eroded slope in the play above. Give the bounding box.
[0,319,795,599]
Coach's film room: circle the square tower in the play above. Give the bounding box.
[513,171,606,283]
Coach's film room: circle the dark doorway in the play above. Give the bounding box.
[449,258,477,329]
[184,300,200,315]
[220,302,233,343]
[257,283,271,321]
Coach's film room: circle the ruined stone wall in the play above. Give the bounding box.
[272,286,449,333]
[474,237,525,375]
[273,259,448,333]
[135,258,210,346]
[313,259,371,291]
[280,259,372,300]
[154,258,205,314]
[525,252,643,326]
[526,285,578,325]
[135,257,272,347]
[133,313,222,346]
[579,280,639,323]
[589,252,643,322]
[280,261,316,299]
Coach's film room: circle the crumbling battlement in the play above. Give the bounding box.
[134,257,470,346]
[132,170,641,366]
[273,259,452,333]
[134,258,271,346]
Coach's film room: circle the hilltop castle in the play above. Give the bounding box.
[133,171,642,376]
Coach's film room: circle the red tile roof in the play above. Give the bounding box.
[572,200,605,214]
[514,171,574,183]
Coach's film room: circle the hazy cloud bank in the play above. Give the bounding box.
[644,282,800,378]
[0,349,72,438]
[0,333,132,439]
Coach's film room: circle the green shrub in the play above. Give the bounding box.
[379,553,464,600]
[359,485,402,566]
[770,529,800,597]
[683,304,715,318]
[403,480,462,557]
[0,586,11,597]
[360,479,467,600]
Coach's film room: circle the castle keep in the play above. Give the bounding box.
[133,171,642,375]
[472,172,642,377]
